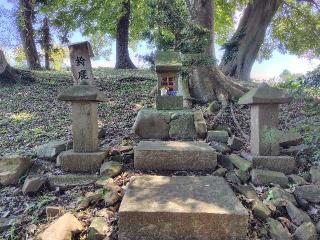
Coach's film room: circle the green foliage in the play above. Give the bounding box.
[266,190,274,202]
[42,0,149,42]
[50,46,68,70]
[278,67,320,98]
[278,68,320,162]
[271,1,320,58]
[14,47,27,68]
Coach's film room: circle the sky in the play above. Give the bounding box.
[1,0,319,80]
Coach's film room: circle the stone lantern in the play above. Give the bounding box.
[57,83,107,172]
[238,83,292,156]
[155,51,183,110]
[69,41,94,85]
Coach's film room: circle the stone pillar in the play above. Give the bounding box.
[250,104,279,156]
[238,83,292,156]
[57,83,107,172]
[72,102,98,152]
[69,41,94,85]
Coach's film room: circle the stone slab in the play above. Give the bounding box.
[251,169,288,187]
[134,141,217,171]
[156,96,183,110]
[252,155,296,174]
[119,175,248,240]
[206,130,229,143]
[48,174,98,189]
[57,150,106,172]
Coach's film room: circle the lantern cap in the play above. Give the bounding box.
[58,84,106,102]
[238,82,292,105]
[155,51,182,73]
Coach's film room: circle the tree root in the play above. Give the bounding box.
[230,102,249,140]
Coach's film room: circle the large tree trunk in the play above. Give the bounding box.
[18,0,41,70]
[187,0,248,103]
[0,50,19,83]
[0,50,35,83]
[220,0,282,81]
[115,0,136,69]
[188,0,216,103]
[42,16,51,70]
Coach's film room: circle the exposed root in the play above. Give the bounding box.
[230,102,250,140]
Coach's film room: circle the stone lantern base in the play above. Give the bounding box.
[156,96,183,110]
[57,149,107,172]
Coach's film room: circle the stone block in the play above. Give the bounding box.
[134,141,217,171]
[228,135,245,151]
[169,111,196,140]
[267,187,297,206]
[57,150,106,172]
[156,95,183,110]
[0,155,31,186]
[251,169,288,187]
[132,108,170,139]
[132,109,202,140]
[293,222,317,240]
[267,218,290,240]
[22,175,47,195]
[252,155,296,174]
[227,154,252,172]
[294,185,320,203]
[119,175,248,240]
[87,217,108,240]
[48,174,98,189]
[210,141,231,154]
[37,213,83,240]
[207,130,229,143]
[100,161,122,177]
[194,111,207,139]
[36,140,72,159]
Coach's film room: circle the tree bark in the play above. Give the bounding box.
[42,16,51,70]
[220,0,282,81]
[0,50,19,84]
[187,0,250,103]
[188,0,216,103]
[18,0,41,70]
[115,0,136,69]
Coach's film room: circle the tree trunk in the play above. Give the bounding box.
[220,0,282,81]
[0,50,19,83]
[18,0,41,70]
[187,0,250,103]
[0,49,35,83]
[42,16,51,70]
[188,0,216,103]
[115,0,136,69]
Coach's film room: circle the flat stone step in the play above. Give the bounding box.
[134,141,217,171]
[119,175,248,240]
